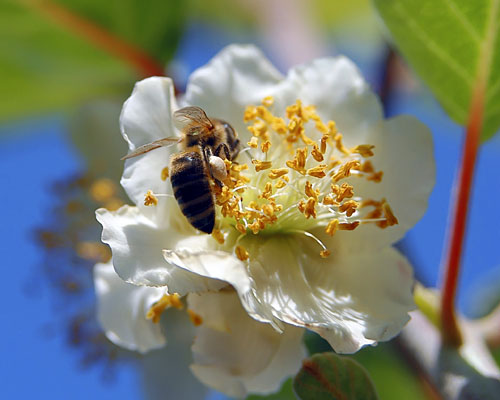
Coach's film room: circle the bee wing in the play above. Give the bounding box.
[121,137,180,160]
[173,106,214,135]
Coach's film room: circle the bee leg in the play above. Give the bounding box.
[204,146,225,187]
[215,143,231,160]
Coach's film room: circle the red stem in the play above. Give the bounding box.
[26,0,165,77]
[440,87,484,347]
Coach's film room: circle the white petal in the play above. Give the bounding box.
[167,234,414,353]
[273,56,383,143]
[188,291,305,398]
[184,44,284,142]
[93,261,165,353]
[96,205,225,294]
[246,236,415,353]
[345,115,435,250]
[120,77,179,213]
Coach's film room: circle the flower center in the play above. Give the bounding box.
[212,97,398,258]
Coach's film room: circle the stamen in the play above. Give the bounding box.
[248,136,259,148]
[212,228,225,244]
[252,159,272,171]
[161,167,169,181]
[146,294,183,324]
[144,190,158,206]
[289,229,329,258]
[351,144,375,157]
[268,168,288,179]
[187,309,203,326]
[235,245,249,261]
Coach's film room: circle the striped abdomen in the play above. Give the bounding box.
[170,151,215,234]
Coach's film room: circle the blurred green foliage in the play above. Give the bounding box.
[0,0,186,124]
[374,0,500,141]
[293,352,378,400]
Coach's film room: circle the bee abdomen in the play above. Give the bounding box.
[170,152,215,234]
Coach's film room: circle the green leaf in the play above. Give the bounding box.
[293,352,378,400]
[373,0,500,141]
[0,0,185,123]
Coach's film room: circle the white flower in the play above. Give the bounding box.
[96,44,435,395]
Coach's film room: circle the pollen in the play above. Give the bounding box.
[146,294,183,324]
[352,144,375,157]
[212,97,398,251]
[252,159,272,171]
[235,245,250,261]
[161,166,169,181]
[212,228,225,244]
[320,249,331,258]
[144,190,158,206]
[187,309,203,326]
[268,168,288,179]
[247,136,259,148]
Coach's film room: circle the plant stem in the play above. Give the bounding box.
[25,0,165,77]
[440,86,484,347]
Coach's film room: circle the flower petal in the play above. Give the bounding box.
[166,234,414,354]
[93,261,165,353]
[345,115,435,250]
[96,204,225,293]
[120,77,178,213]
[246,236,415,353]
[184,44,284,142]
[188,291,305,398]
[273,56,383,144]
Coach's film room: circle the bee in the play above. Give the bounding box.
[121,106,240,234]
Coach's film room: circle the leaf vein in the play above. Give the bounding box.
[393,2,474,86]
[442,0,482,42]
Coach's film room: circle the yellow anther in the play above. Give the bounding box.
[146,294,183,323]
[300,132,315,146]
[332,182,355,202]
[243,106,258,122]
[247,136,259,148]
[260,182,273,199]
[360,160,374,173]
[303,197,317,219]
[334,133,350,155]
[338,200,359,217]
[275,176,289,189]
[256,106,275,124]
[328,120,338,136]
[319,137,328,155]
[235,245,250,261]
[383,202,398,226]
[305,181,319,200]
[311,144,324,162]
[332,160,360,182]
[212,228,225,244]
[272,117,288,135]
[320,249,331,258]
[248,220,264,234]
[262,96,274,107]
[104,198,124,212]
[161,167,169,181]
[168,293,184,310]
[248,120,268,137]
[76,242,111,262]
[236,223,247,234]
[352,144,375,157]
[90,178,116,203]
[261,140,271,153]
[252,159,273,171]
[339,221,360,231]
[268,168,289,179]
[307,164,327,179]
[262,203,275,217]
[368,171,384,182]
[322,195,337,205]
[144,190,158,206]
[325,219,339,236]
[187,309,203,326]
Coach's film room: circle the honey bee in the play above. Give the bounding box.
[121,106,240,234]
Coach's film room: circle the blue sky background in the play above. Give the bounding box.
[1,20,500,400]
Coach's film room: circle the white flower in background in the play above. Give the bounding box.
[95,44,435,396]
